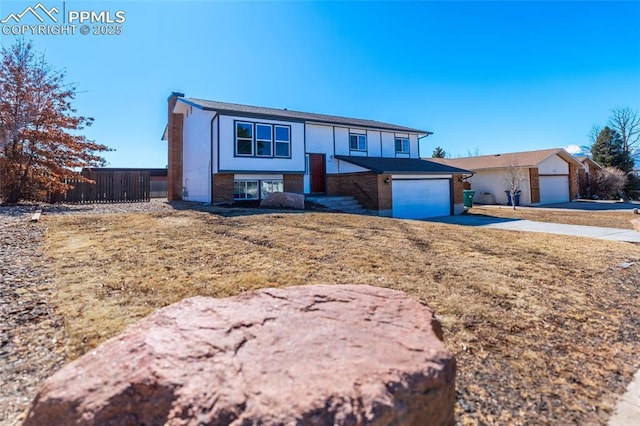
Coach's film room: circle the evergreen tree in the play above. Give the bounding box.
[432,146,446,158]
[591,126,634,173]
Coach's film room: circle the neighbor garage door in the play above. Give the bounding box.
[539,175,570,204]
[392,179,451,219]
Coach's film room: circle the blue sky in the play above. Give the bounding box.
[1,1,639,167]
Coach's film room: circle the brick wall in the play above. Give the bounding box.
[529,168,540,204]
[212,174,234,203]
[326,173,390,212]
[283,174,304,193]
[578,168,587,197]
[167,92,184,201]
[452,174,465,204]
[569,164,579,200]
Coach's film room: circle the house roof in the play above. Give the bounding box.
[429,148,582,171]
[334,156,472,175]
[177,97,432,135]
[575,156,603,169]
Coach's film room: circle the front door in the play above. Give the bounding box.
[309,154,326,193]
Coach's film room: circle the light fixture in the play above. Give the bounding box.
[384,177,390,184]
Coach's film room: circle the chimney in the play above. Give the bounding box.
[167,92,185,201]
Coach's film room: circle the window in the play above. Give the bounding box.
[260,180,284,199]
[236,122,253,156]
[274,125,291,158]
[395,137,410,153]
[233,181,259,200]
[234,179,283,200]
[234,121,291,158]
[350,133,367,151]
[256,124,272,157]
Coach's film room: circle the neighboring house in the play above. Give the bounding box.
[163,92,471,219]
[574,156,602,198]
[431,148,582,206]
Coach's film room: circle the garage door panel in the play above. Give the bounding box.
[392,179,450,219]
[539,176,569,204]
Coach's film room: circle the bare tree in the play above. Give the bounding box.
[0,40,109,203]
[609,107,640,160]
[591,166,627,199]
[504,160,526,210]
[587,124,602,146]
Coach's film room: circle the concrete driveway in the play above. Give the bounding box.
[529,200,640,211]
[427,214,640,243]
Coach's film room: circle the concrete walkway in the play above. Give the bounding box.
[609,369,640,426]
[427,215,640,243]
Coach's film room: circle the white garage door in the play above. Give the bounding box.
[392,179,451,219]
[539,175,570,204]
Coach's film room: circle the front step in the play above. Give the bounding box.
[306,195,368,214]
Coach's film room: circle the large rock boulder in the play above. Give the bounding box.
[25,285,456,426]
[259,192,305,209]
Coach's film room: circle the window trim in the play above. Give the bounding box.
[349,133,367,152]
[274,125,291,158]
[255,123,273,157]
[233,120,292,159]
[234,179,284,200]
[395,137,410,154]
[233,180,259,200]
[235,121,254,157]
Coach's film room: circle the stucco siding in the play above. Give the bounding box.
[182,108,214,202]
[306,124,334,160]
[380,132,394,157]
[367,130,382,157]
[469,169,532,206]
[538,155,569,175]
[409,134,419,158]
[334,127,350,156]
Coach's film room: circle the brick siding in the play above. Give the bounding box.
[529,168,540,203]
[212,174,234,203]
[283,174,304,193]
[452,174,465,204]
[167,94,184,201]
[569,164,579,200]
[327,173,391,211]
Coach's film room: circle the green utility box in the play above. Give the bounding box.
[463,190,475,208]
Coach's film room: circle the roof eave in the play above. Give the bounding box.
[180,99,431,134]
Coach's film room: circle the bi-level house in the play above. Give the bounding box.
[163,92,470,219]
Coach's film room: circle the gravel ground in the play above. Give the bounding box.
[0,200,170,426]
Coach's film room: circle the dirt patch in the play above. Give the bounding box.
[40,209,640,425]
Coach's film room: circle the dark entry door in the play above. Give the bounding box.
[309,154,326,193]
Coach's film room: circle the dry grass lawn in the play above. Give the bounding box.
[468,205,639,229]
[44,208,640,425]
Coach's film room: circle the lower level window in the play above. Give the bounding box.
[234,179,283,200]
[234,181,259,200]
[260,180,284,199]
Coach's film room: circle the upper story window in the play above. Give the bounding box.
[256,124,273,157]
[395,137,410,154]
[236,122,253,156]
[235,121,291,158]
[349,133,367,151]
[274,126,290,158]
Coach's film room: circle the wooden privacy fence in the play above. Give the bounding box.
[51,169,150,203]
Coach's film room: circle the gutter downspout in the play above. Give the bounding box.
[417,133,433,158]
[210,113,218,203]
